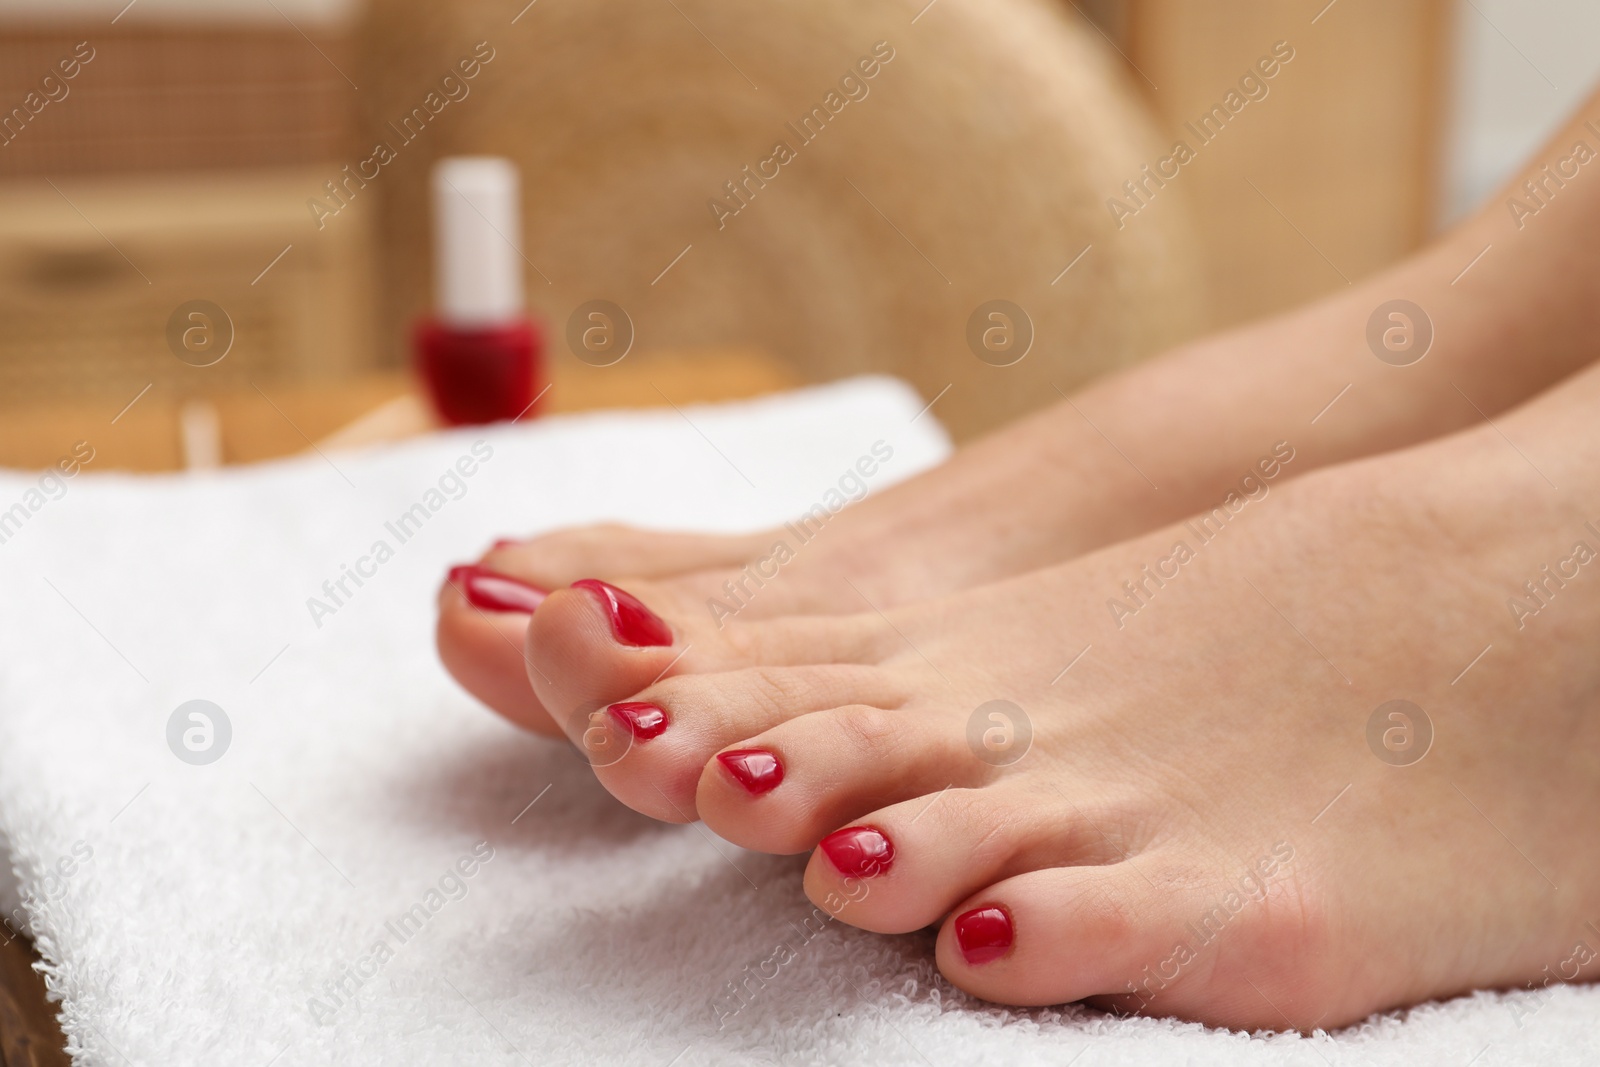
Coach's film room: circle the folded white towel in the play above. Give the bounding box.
[0,376,1593,1066]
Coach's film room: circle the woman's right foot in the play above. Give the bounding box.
[519,354,1600,1030]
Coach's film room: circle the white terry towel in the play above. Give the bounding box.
[0,375,1595,1066]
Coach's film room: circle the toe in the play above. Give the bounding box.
[435,565,559,736]
[522,579,687,736]
[585,664,910,822]
[485,524,773,589]
[438,523,768,732]
[696,701,989,854]
[934,858,1218,1014]
[525,579,896,741]
[801,783,1125,933]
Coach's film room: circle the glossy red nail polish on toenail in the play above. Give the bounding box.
[490,538,524,550]
[607,701,668,741]
[954,906,1013,965]
[447,564,548,613]
[572,579,673,647]
[717,749,783,795]
[819,826,895,878]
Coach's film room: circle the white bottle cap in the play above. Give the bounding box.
[431,156,525,327]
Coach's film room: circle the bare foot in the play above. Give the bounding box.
[435,406,1160,736]
[525,361,1600,1028]
[438,141,1600,738]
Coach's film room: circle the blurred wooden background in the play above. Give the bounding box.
[1119,0,1451,328]
[0,27,354,177]
[0,0,1451,462]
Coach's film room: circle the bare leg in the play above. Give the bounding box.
[442,90,1600,734]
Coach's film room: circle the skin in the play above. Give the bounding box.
[523,359,1600,1029]
[437,92,1600,737]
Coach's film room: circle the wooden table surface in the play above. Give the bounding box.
[0,347,800,473]
[0,934,69,1067]
[0,348,799,1058]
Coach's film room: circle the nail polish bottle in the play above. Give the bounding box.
[414,156,546,425]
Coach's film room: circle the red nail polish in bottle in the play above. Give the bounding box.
[414,157,547,426]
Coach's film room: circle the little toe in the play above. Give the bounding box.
[696,702,989,854]
[584,664,910,822]
[437,525,774,733]
[801,784,1124,934]
[934,859,1221,1015]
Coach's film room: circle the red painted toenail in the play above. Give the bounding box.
[447,564,548,613]
[490,538,524,550]
[717,749,783,795]
[607,701,668,741]
[572,579,673,647]
[819,826,894,878]
[954,906,1013,965]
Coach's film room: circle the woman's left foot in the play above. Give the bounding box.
[524,364,1600,1028]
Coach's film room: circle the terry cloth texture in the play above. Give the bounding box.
[0,376,1593,1065]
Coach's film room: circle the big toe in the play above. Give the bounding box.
[434,525,770,734]
[935,851,1323,1029]
[935,860,1205,1012]
[435,563,556,735]
[523,579,684,740]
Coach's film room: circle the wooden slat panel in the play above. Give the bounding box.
[0,169,378,407]
[0,349,802,472]
[0,27,357,177]
[1118,0,1451,327]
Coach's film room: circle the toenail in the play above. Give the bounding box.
[571,579,673,647]
[607,701,668,741]
[447,564,548,613]
[490,538,524,550]
[717,749,783,795]
[819,826,895,878]
[954,906,1013,965]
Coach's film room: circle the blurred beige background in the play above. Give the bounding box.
[0,0,1594,471]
